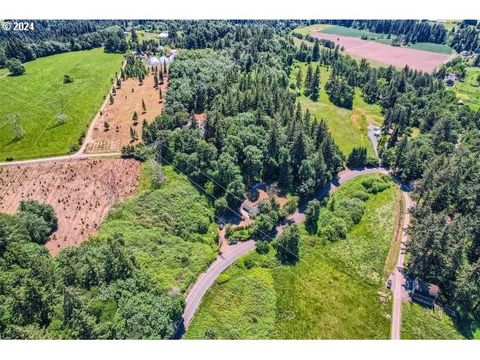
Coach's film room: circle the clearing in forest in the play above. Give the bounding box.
[0,158,140,254]
[289,62,383,157]
[311,32,451,73]
[0,49,123,160]
[85,73,168,153]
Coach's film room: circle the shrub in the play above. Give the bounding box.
[362,177,390,194]
[217,273,231,284]
[284,197,298,215]
[7,58,25,76]
[256,240,270,254]
[243,258,255,269]
[338,198,366,225]
[63,74,74,83]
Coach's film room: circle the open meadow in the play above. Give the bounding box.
[452,66,480,110]
[0,48,123,160]
[289,62,383,157]
[186,175,400,339]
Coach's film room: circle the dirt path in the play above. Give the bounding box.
[181,166,390,335]
[390,190,414,339]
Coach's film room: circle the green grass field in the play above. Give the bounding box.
[186,175,399,339]
[94,164,218,293]
[452,66,480,110]
[289,62,383,157]
[0,49,123,160]
[401,303,465,339]
[408,42,454,54]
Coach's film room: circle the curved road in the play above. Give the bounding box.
[182,166,394,332]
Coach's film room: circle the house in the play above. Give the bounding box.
[242,204,259,216]
[159,31,169,39]
[410,278,440,307]
[444,73,458,86]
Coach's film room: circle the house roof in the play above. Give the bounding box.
[413,278,440,298]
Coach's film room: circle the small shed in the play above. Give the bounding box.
[411,278,440,307]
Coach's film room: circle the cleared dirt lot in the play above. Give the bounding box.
[85,74,168,153]
[0,158,140,254]
[313,32,451,72]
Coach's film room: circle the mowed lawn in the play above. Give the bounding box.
[0,49,123,160]
[290,62,383,157]
[186,175,399,339]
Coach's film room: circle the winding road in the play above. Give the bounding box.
[181,166,412,334]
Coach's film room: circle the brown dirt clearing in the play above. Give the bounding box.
[85,74,168,153]
[0,158,140,254]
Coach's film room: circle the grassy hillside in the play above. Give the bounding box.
[95,164,218,293]
[452,66,480,110]
[401,303,465,339]
[0,48,123,160]
[289,62,383,157]
[186,175,399,339]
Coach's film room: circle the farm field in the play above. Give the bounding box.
[311,32,451,72]
[289,62,383,157]
[186,175,399,339]
[452,66,480,110]
[85,73,168,153]
[314,25,454,55]
[94,164,218,293]
[0,158,139,254]
[0,49,123,160]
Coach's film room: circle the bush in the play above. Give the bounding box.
[256,240,270,254]
[284,197,298,215]
[362,177,390,194]
[243,258,255,269]
[63,74,74,83]
[217,273,231,284]
[7,58,25,76]
[322,218,348,242]
[337,198,365,225]
[352,190,370,201]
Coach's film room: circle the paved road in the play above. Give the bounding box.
[182,166,389,334]
[182,240,256,330]
[390,190,413,340]
[367,124,381,158]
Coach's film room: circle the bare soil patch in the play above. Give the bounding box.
[85,74,168,153]
[0,158,140,254]
[312,32,450,72]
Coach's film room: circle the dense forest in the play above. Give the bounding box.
[0,200,184,339]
